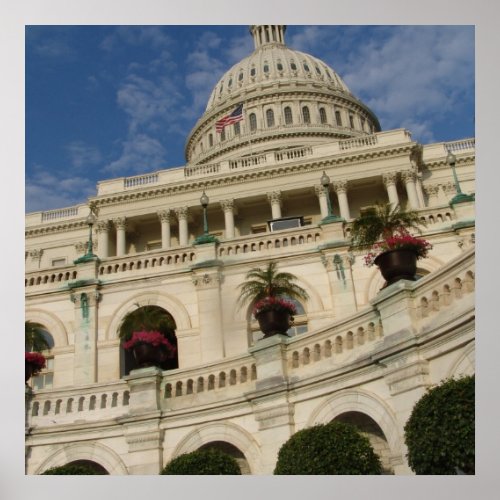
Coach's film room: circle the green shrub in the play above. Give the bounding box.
[42,464,101,475]
[404,375,475,474]
[160,448,241,475]
[274,421,382,475]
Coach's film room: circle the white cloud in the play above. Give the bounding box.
[26,167,96,212]
[101,26,173,52]
[65,141,102,169]
[104,134,168,175]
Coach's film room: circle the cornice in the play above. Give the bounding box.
[26,220,87,239]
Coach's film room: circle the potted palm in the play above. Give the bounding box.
[350,203,431,285]
[237,262,309,338]
[119,305,177,369]
[25,321,50,383]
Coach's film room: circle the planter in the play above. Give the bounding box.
[131,343,162,368]
[374,248,418,285]
[255,309,292,338]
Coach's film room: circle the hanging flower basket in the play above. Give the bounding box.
[123,331,177,368]
[253,297,297,338]
[25,352,46,382]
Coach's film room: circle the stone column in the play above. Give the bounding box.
[192,268,225,362]
[415,174,425,208]
[220,199,235,239]
[96,220,109,258]
[382,172,400,207]
[157,210,171,249]
[332,180,351,220]
[70,288,101,385]
[267,191,282,219]
[314,185,329,219]
[423,184,440,207]
[175,207,189,246]
[113,217,127,257]
[401,170,420,209]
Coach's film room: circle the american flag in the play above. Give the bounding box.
[215,104,243,133]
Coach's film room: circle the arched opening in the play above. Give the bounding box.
[199,441,251,475]
[27,324,55,391]
[333,411,393,474]
[119,305,179,377]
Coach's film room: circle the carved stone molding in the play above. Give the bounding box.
[423,184,439,197]
[70,290,102,307]
[382,172,398,186]
[442,181,456,195]
[401,170,416,183]
[191,272,223,288]
[75,240,97,253]
[29,249,43,260]
[314,184,328,198]
[385,359,430,396]
[157,209,171,223]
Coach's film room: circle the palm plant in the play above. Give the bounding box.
[25,320,50,352]
[350,202,424,249]
[237,261,309,310]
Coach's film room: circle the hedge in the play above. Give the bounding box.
[41,464,102,475]
[274,421,382,475]
[404,375,475,474]
[160,448,241,475]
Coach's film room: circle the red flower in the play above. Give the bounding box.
[122,331,176,357]
[25,351,46,372]
[252,296,297,317]
[364,230,432,267]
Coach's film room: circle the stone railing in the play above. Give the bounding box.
[98,248,196,277]
[446,138,475,153]
[217,225,322,259]
[27,380,130,426]
[229,154,268,170]
[274,146,313,162]
[124,173,159,188]
[41,207,79,222]
[25,266,78,288]
[160,355,258,410]
[184,163,221,177]
[338,135,378,151]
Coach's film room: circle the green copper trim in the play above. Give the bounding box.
[193,234,220,245]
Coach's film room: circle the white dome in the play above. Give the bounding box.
[185,25,380,166]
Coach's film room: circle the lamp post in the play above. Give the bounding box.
[194,191,219,245]
[446,152,474,205]
[86,211,97,256]
[319,171,343,223]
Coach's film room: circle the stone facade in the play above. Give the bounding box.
[24,25,475,475]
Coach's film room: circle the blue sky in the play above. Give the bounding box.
[25,25,475,213]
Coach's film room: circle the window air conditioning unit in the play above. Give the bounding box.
[267,216,304,232]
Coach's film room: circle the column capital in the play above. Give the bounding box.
[382,172,398,186]
[332,180,348,193]
[96,220,110,233]
[29,248,43,259]
[157,209,171,223]
[175,206,188,220]
[267,191,282,206]
[191,271,223,289]
[113,217,127,230]
[423,184,439,196]
[401,170,416,183]
[220,199,234,212]
[442,181,456,195]
[314,184,328,197]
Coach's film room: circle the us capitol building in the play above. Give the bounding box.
[25,25,475,475]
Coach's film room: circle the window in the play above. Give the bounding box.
[238,71,244,81]
[234,122,240,135]
[51,258,66,267]
[302,106,311,124]
[266,108,275,127]
[277,62,283,71]
[250,67,256,77]
[263,63,269,74]
[284,106,293,125]
[33,357,54,390]
[349,115,355,129]
[228,78,232,88]
[315,65,322,75]
[303,62,310,72]
[335,110,343,126]
[219,82,223,94]
[319,107,327,124]
[290,61,297,71]
[208,133,213,147]
[249,113,257,132]
[220,128,226,141]
[361,117,366,131]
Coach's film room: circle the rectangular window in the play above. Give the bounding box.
[251,224,267,234]
[335,110,342,126]
[51,258,66,267]
[33,357,54,390]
